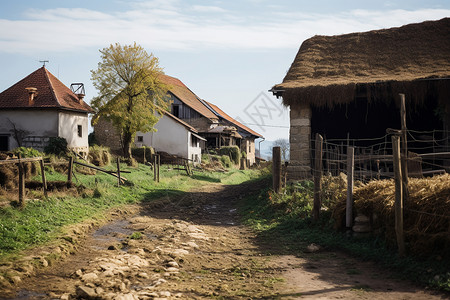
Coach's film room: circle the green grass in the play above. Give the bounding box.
[0,163,267,260]
[238,182,450,293]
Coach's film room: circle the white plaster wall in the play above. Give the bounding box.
[188,132,202,164]
[58,111,89,152]
[136,115,190,158]
[0,110,58,150]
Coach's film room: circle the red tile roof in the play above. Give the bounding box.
[0,67,93,113]
[205,101,263,138]
[158,74,218,120]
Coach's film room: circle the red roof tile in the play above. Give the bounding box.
[0,67,93,113]
[205,101,263,138]
[158,74,218,120]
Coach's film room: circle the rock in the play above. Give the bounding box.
[60,293,70,300]
[185,241,199,249]
[166,267,179,273]
[352,224,371,233]
[76,286,97,299]
[166,261,179,268]
[115,293,136,300]
[174,293,183,298]
[305,243,321,253]
[108,245,117,250]
[75,269,83,277]
[95,287,104,295]
[81,272,98,283]
[10,276,21,285]
[138,272,149,279]
[354,214,370,223]
[159,291,171,297]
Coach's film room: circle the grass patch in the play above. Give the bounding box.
[0,163,266,260]
[238,181,450,293]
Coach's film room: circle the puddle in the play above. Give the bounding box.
[91,220,134,249]
[14,290,47,299]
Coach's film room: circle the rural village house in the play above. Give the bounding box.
[271,18,450,180]
[95,74,262,165]
[0,67,93,155]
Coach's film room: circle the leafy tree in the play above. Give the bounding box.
[91,43,169,159]
[272,138,290,161]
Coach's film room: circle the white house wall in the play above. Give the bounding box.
[0,110,58,150]
[58,111,89,154]
[136,115,190,159]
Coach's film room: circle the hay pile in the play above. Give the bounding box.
[88,145,111,166]
[333,174,450,256]
[0,152,38,190]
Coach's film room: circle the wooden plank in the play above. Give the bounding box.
[272,146,282,193]
[392,135,405,257]
[117,158,121,187]
[39,159,48,198]
[67,156,73,184]
[18,154,25,207]
[399,93,409,206]
[0,157,43,165]
[73,160,127,181]
[313,134,323,222]
[346,147,354,228]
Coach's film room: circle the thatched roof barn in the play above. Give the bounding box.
[271,18,450,180]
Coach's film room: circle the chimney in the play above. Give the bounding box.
[25,87,37,105]
[76,93,85,104]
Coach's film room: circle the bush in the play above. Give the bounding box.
[88,145,111,166]
[220,155,232,168]
[219,146,241,165]
[44,137,68,156]
[12,147,43,158]
[241,151,247,159]
[131,147,155,164]
[88,132,97,146]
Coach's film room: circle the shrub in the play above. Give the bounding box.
[220,155,232,168]
[12,147,43,158]
[241,151,247,159]
[88,145,111,167]
[219,146,241,165]
[88,132,97,146]
[131,147,155,164]
[44,137,68,156]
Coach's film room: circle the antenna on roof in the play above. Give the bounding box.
[39,60,49,67]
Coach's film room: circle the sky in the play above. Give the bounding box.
[0,0,449,145]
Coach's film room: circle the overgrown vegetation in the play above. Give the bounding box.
[239,178,450,292]
[219,146,241,165]
[44,137,68,156]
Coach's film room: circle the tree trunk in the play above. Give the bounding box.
[122,128,133,159]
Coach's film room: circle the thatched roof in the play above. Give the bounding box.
[272,18,450,107]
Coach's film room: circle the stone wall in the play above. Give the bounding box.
[93,118,122,152]
[288,103,312,180]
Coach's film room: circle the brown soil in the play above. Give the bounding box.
[0,180,447,299]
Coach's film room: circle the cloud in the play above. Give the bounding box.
[0,3,449,54]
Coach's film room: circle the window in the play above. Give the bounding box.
[77,125,82,138]
[137,136,144,142]
[191,135,198,147]
[172,105,180,118]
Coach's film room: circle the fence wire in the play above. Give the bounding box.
[312,129,450,182]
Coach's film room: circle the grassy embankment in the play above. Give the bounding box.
[0,163,268,260]
[238,180,450,292]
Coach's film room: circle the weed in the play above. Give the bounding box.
[129,232,143,240]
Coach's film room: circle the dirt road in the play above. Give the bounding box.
[2,180,446,299]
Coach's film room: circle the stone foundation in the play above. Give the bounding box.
[287,103,312,180]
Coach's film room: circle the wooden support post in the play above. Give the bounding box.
[272,146,282,193]
[154,154,157,182]
[18,154,25,207]
[143,146,146,164]
[313,134,323,222]
[399,93,409,205]
[157,155,160,183]
[392,135,406,256]
[346,146,354,228]
[39,159,48,198]
[117,158,121,187]
[67,156,73,184]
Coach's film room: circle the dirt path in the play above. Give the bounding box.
[2,181,447,299]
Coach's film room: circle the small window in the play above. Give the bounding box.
[137,136,144,142]
[172,105,180,118]
[77,125,82,138]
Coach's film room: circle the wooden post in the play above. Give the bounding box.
[39,159,48,198]
[67,156,73,184]
[346,146,354,228]
[154,154,157,182]
[143,146,146,164]
[313,134,323,222]
[18,154,25,207]
[157,155,160,183]
[272,146,282,193]
[392,135,406,256]
[399,93,409,205]
[117,158,121,187]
